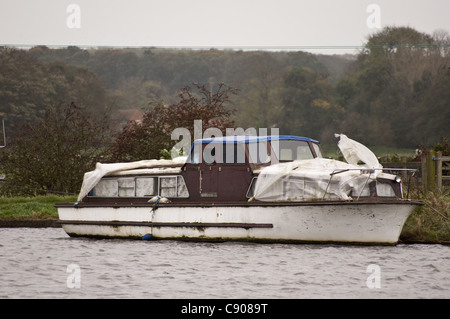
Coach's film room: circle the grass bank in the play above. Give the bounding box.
[0,195,76,220]
[400,192,450,244]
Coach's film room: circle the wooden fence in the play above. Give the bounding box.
[421,151,450,193]
[380,150,449,193]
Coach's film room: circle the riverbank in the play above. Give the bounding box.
[0,194,448,244]
[0,195,75,228]
[0,219,60,228]
[0,195,73,228]
[400,191,449,244]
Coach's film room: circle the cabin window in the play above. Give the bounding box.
[202,143,246,165]
[247,142,270,164]
[93,178,118,197]
[351,185,371,198]
[312,143,323,158]
[187,144,202,164]
[160,177,177,197]
[246,177,258,198]
[91,175,189,198]
[222,143,246,165]
[203,144,218,165]
[189,142,247,165]
[376,183,396,197]
[118,177,135,197]
[135,177,157,197]
[274,140,315,161]
[280,149,293,161]
[176,176,189,197]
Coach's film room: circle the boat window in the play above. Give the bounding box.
[351,185,370,198]
[188,144,201,164]
[160,176,190,198]
[273,140,315,162]
[280,149,293,161]
[247,142,270,165]
[91,175,189,198]
[222,143,246,165]
[312,143,323,158]
[118,178,135,197]
[246,177,258,198]
[136,177,157,197]
[202,143,246,165]
[176,176,189,197]
[190,142,247,165]
[160,177,177,197]
[376,183,396,197]
[92,178,118,197]
[203,143,216,164]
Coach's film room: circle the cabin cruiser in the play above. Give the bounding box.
[56,134,421,244]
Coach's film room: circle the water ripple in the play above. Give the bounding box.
[0,228,449,298]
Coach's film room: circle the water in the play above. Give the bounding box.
[0,228,449,299]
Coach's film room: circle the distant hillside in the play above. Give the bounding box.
[2,26,449,148]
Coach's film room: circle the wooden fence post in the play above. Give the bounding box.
[427,150,436,191]
[421,153,428,192]
[436,151,443,192]
[0,119,6,149]
[421,150,437,192]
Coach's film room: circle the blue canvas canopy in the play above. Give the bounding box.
[193,135,319,144]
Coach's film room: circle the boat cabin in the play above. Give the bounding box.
[182,136,322,202]
[85,136,323,203]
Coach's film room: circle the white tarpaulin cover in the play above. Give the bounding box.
[252,134,383,202]
[335,133,382,170]
[77,157,186,201]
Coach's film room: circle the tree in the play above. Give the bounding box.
[0,47,51,135]
[335,26,450,147]
[235,52,283,129]
[280,67,341,141]
[0,102,111,196]
[109,83,238,162]
[0,47,109,140]
[412,67,450,145]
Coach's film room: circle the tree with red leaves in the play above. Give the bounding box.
[109,83,238,162]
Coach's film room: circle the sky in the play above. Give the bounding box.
[0,0,449,54]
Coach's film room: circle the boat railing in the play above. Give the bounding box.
[323,167,418,200]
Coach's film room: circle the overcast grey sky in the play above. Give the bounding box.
[1,0,449,54]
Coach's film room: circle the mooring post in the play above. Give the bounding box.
[427,150,436,192]
[0,119,5,149]
[436,151,443,192]
[421,153,428,192]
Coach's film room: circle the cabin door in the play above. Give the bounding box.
[200,166,219,198]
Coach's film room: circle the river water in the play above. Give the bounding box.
[0,227,449,299]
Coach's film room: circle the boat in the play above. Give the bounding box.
[56,134,422,244]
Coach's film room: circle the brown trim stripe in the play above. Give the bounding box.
[58,220,273,228]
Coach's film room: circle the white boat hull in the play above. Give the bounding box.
[57,200,420,244]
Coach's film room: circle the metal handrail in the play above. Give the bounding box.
[432,156,450,162]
